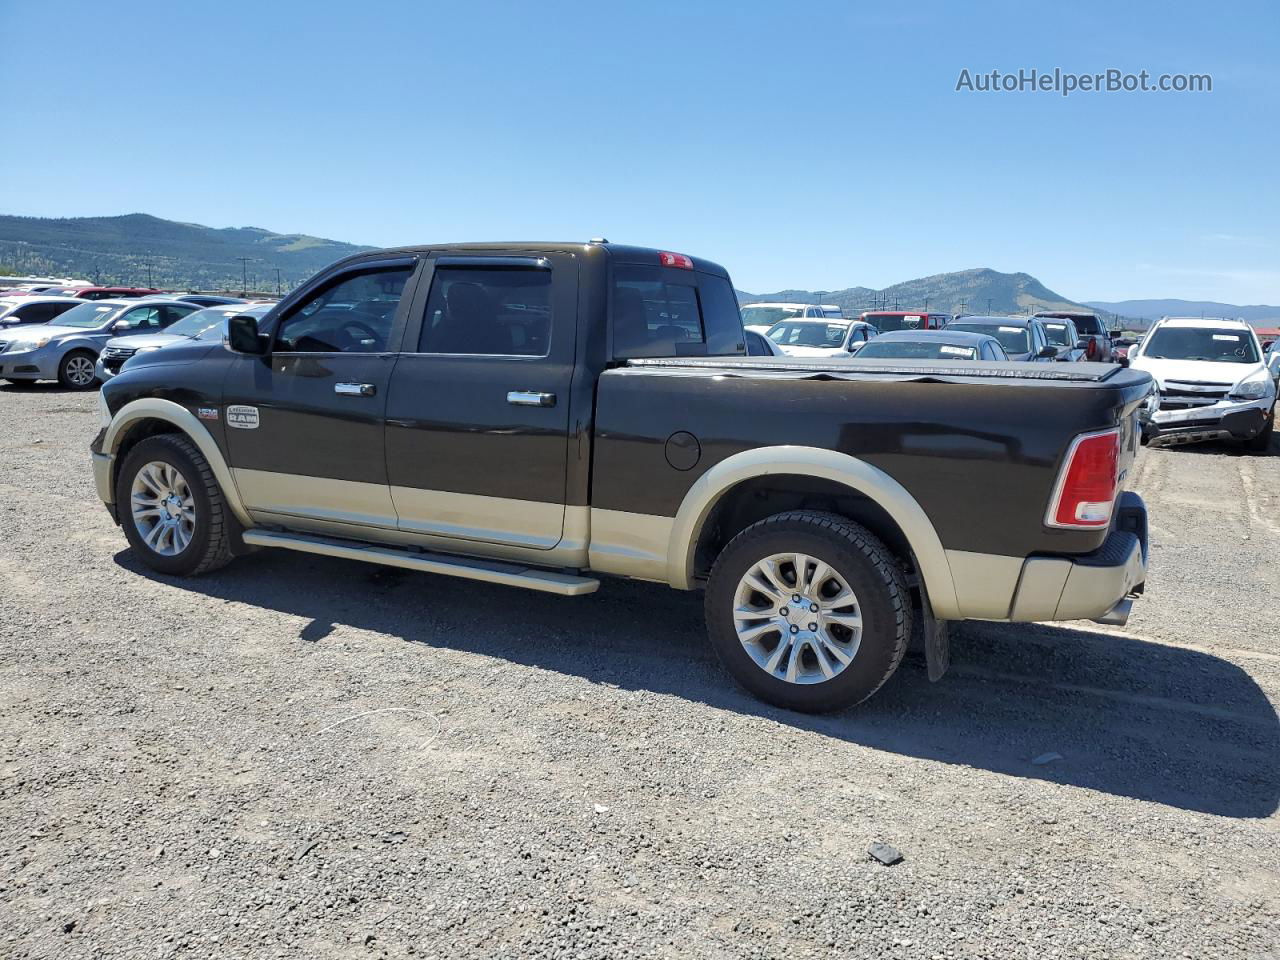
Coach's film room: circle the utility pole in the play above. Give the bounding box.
[924,297,930,312]
[146,261,153,288]
[986,297,993,314]
[236,257,252,296]
[275,267,282,296]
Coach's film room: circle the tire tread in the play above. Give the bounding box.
[705,509,911,711]
[118,433,234,575]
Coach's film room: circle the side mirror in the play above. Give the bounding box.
[1076,339,1089,350]
[1037,345,1058,359]
[226,314,269,355]
[112,320,131,331]
[1117,356,1130,368]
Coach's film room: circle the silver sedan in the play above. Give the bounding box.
[0,299,199,389]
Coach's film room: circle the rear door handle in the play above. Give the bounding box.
[507,390,556,408]
[335,382,376,397]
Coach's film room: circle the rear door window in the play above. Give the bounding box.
[417,266,552,356]
[611,264,744,359]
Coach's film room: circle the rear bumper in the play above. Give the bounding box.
[1007,492,1148,625]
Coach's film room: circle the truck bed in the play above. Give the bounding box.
[623,356,1137,385]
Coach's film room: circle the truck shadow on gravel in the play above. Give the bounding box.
[116,549,1280,819]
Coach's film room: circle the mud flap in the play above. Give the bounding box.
[920,588,951,682]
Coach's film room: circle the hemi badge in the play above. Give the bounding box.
[197,407,220,421]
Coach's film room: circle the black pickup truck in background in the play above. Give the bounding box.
[91,242,1153,712]
[1035,311,1117,363]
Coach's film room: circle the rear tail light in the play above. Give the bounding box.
[1045,428,1121,528]
[1085,337,1098,359]
[658,251,694,270]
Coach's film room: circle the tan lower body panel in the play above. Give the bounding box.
[234,468,592,570]
[234,468,400,530]
[587,508,674,583]
[390,485,565,550]
[945,549,1025,619]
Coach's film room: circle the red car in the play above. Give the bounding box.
[60,286,166,300]
[860,310,954,332]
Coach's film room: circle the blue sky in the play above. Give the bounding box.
[3,0,1277,302]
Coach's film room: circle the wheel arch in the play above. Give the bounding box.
[666,446,960,619]
[102,398,252,527]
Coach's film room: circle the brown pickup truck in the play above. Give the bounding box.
[92,241,1153,712]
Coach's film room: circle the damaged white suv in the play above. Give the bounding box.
[1130,317,1275,452]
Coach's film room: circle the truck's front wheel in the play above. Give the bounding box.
[116,434,236,576]
[704,511,912,713]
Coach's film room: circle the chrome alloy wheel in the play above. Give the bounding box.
[130,461,196,556]
[732,553,863,684]
[64,355,96,386]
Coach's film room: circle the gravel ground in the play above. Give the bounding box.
[1,382,1278,959]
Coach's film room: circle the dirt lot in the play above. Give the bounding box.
[1,383,1278,959]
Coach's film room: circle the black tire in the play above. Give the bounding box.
[57,349,99,390]
[1244,410,1275,454]
[116,433,236,576]
[704,510,912,713]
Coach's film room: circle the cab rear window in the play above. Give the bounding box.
[611,264,744,360]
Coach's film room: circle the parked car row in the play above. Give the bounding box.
[755,312,1100,365]
[0,278,275,388]
[0,299,269,389]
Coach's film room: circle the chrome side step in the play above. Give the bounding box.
[240,529,600,596]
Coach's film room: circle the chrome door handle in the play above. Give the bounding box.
[507,390,556,408]
[335,382,376,397]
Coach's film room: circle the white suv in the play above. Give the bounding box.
[1129,317,1275,452]
[740,302,842,334]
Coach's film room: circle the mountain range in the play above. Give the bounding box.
[737,268,1093,319]
[1085,299,1280,326]
[1,214,1274,326]
[0,213,374,292]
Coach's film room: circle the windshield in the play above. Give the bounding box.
[48,301,121,328]
[768,320,850,347]
[858,340,977,360]
[949,322,1029,354]
[742,306,803,327]
[1043,323,1074,346]
[164,306,240,338]
[863,313,925,332]
[1142,327,1259,364]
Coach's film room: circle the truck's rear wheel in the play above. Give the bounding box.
[704,511,911,713]
[116,434,236,576]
